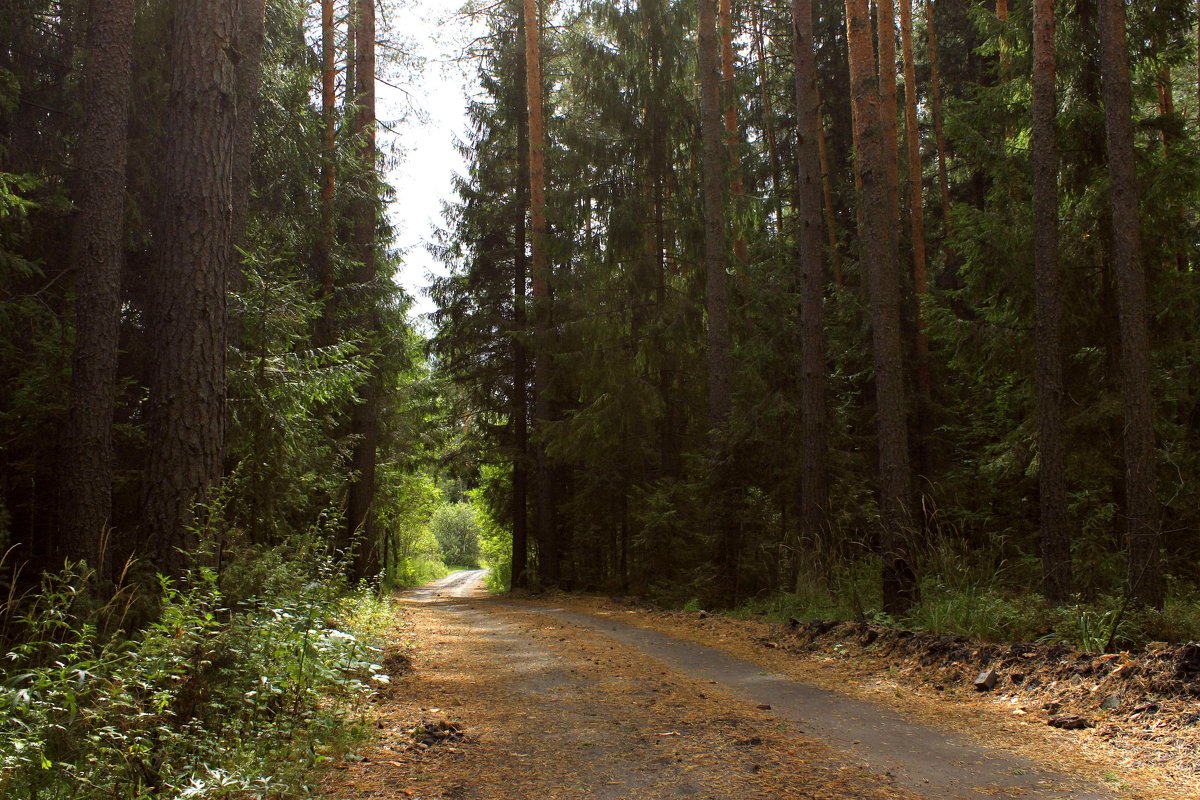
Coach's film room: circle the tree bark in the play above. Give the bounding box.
[1098,0,1163,609]
[699,0,732,430]
[925,0,951,243]
[511,5,531,589]
[525,0,558,587]
[899,0,931,480]
[346,0,380,580]
[815,85,842,286]
[875,0,900,233]
[719,0,748,263]
[63,0,135,574]
[792,0,829,552]
[845,0,916,613]
[701,0,736,600]
[1032,0,1070,603]
[144,0,238,574]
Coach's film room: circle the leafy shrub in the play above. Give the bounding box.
[0,546,390,799]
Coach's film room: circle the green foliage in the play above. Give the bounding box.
[428,503,482,569]
[470,478,512,592]
[0,548,389,798]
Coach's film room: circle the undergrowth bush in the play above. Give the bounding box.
[0,544,392,799]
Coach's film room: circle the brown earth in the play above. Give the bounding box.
[320,573,1190,799]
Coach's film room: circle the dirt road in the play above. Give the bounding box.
[323,571,1117,800]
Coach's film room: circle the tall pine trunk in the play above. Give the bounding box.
[346,0,380,580]
[144,0,238,574]
[511,6,531,589]
[876,0,900,234]
[1098,0,1163,609]
[845,0,916,613]
[699,0,732,430]
[63,0,135,574]
[1032,0,1070,603]
[719,0,747,263]
[700,0,736,600]
[899,0,932,480]
[525,0,558,587]
[925,0,951,243]
[791,0,829,550]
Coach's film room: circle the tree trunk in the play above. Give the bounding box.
[511,6,531,589]
[815,85,842,287]
[1032,0,1070,603]
[791,0,829,551]
[346,0,380,580]
[845,0,916,613]
[899,0,932,481]
[875,0,900,233]
[699,0,732,431]
[144,0,238,574]
[63,0,135,574]
[719,0,748,263]
[525,0,558,587]
[701,0,736,600]
[925,0,951,243]
[1098,0,1163,609]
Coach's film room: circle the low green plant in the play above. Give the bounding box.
[0,543,390,799]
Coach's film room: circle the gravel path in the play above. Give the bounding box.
[324,571,1115,800]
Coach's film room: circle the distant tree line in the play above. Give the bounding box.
[433,0,1200,617]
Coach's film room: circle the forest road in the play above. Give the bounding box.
[325,571,1116,800]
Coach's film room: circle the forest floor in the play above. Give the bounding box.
[319,573,1190,800]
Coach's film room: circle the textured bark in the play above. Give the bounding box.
[925,0,951,242]
[525,0,558,587]
[875,0,901,232]
[792,0,829,549]
[815,85,842,286]
[1032,0,1070,603]
[846,0,916,613]
[899,0,931,479]
[1098,0,1163,609]
[511,8,530,589]
[699,0,732,430]
[144,0,238,573]
[346,0,380,580]
[701,0,736,600]
[63,0,135,572]
[719,0,747,263]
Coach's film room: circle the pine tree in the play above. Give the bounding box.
[63,0,136,574]
[791,0,829,549]
[1098,0,1163,609]
[1032,0,1070,602]
[845,0,916,613]
[143,0,239,573]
